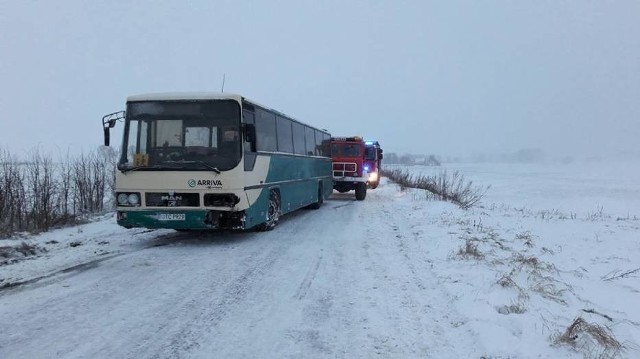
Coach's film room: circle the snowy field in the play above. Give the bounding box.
[396,160,640,218]
[1,161,639,358]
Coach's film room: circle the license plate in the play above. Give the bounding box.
[158,213,186,221]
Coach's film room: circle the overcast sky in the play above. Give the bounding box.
[1,0,638,159]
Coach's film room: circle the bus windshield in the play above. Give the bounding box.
[118,100,241,171]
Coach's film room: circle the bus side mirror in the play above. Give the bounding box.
[102,111,125,147]
[104,127,111,146]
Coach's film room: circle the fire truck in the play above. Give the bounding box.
[364,140,383,189]
[330,136,383,200]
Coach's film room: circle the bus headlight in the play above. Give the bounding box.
[128,193,140,206]
[116,192,141,206]
[117,193,129,205]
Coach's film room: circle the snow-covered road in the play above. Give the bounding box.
[1,172,638,358]
[0,183,477,358]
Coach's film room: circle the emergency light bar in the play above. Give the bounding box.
[331,136,363,142]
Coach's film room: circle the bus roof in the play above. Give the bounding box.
[125,92,330,135]
[126,92,243,102]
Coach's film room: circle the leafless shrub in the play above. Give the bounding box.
[0,241,44,265]
[512,253,540,267]
[57,150,74,220]
[496,302,527,315]
[0,148,28,235]
[387,168,413,191]
[457,239,484,259]
[515,231,535,247]
[101,147,118,209]
[496,271,531,302]
[0,246,14,259]
[531,281,567,304]
[540,246,555,255]
[16,241,41,256]
[24,148,60,232]
[73,151,108,214]
[381,168,489,209]
[554,317,623,357]
[586,205,610,221]
[536,209,570,220]
[511,252,558,274]
[601,267,640,281]
[497,273,518,288]
[0,146,117,238]
[616,213,639,221]
[582,309,613,322]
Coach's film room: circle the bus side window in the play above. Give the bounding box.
[304,126,315,156]
[292,121,306,155]
[243,108,257,171]
[276,116,294,153]
[256,109,277,152]
[243,109,255,153]
[314,129,323,156]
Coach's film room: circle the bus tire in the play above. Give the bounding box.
[309,183,324,210]
[355,183,367,201]
[258,190,280,231]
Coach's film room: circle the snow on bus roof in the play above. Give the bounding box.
[126,92,242,102]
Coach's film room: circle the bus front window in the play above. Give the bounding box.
[119,100,241,171]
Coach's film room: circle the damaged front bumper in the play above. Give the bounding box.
[116,209,246,230]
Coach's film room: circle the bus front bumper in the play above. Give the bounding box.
[116,209,246,230]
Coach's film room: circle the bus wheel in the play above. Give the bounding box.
[259,190,280,231]
[309,183,323,210]
[355,183,367,201]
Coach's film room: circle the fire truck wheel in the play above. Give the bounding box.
[355,183,367,201]
[258,190,280,231]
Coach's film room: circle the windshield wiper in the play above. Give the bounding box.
[119,164,168,173]
[161,160,221,174]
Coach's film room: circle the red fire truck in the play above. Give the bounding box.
[330,136,383,200]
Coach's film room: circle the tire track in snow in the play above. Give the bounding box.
[143,242,289,359]
[294,252,323,300]
[353,186,483,357]
[0,230,189,293]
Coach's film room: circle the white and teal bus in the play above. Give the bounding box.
[102,93,333,231]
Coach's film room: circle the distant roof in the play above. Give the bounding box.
[127,92,242,102]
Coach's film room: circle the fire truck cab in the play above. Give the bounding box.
[330,136,381,200]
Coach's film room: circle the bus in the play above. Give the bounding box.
[102,93,333,231]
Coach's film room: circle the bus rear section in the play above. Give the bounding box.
[330,136,368,200]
